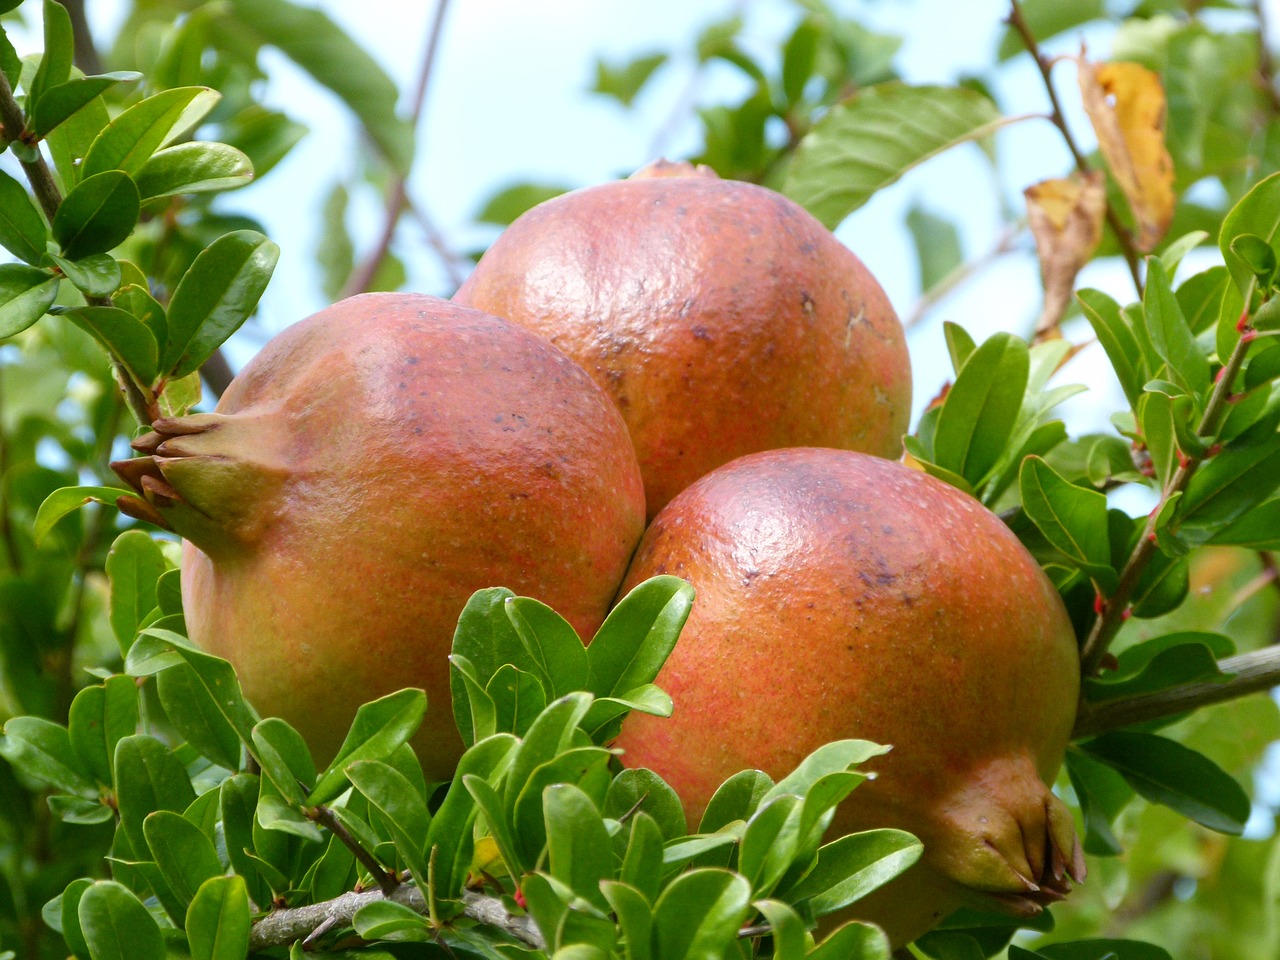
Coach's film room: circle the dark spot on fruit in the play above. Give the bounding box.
[692,326,711,341]
[405,356,419,364]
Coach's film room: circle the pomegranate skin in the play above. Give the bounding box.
[144,294,646,777]
[454,165,911,517]
[611,448,1082,946]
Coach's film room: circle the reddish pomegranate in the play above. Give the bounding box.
[454,161,912,517]
[113,293,646,776]
[612,448,1083,946]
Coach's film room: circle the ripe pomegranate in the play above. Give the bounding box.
[454,161,912,517]
[112,293,646,777]
[612,448,1084,947]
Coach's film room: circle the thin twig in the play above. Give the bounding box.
[247,885,545,953]
[1073,645,1280,737]
[340,0,453,299]
[60,0,104,75]
[306,805,398,897]
[404,195,469,291]
[1005,0,1145,296]
[1079,328,1254,676]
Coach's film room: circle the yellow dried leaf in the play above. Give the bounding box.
[1025,172,1106,341]
[1077,59,1175,252]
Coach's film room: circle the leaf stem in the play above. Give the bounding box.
[1079,328,1254,676]
[1005,0,1145,296]
[247,884,546,952]
[305,804,399,897]
[1073,645,1280,737]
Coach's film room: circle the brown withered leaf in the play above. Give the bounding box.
[1025,171,1106,341]
[1077,58,1175,252]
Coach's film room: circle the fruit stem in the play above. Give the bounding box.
[1079,323,1254,677]
[1073,645,1280,737]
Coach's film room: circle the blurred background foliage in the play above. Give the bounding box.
[1,0,1280,957]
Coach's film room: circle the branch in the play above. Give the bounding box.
[1079,327,1254,676]
[60,0,104,76]
[247,884,545,953]
[1005,0,1145,296]
[1072,645,1280,737]
[306,805,398,897]
[340,0,454,299]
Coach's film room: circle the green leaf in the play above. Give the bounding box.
[47,794,114,824]
[765,740,888,805]
[0,716,96,794]
[592,52,666,107]
[604,768,687,840]
[1019,456,1117,589]
[0,263,59,337]
[780,828,922,915]
[600,881,654,960]
[113,282,168,358]
[352,900,430,942]
[220,106,307,180]
[785,83,1005,229]
[996,0,1106,59]
[64,306,158,387]
[1229,234,1278,286]
[618,813,665,904]
[105,530,167,653]
[186,876,251,960]
[807,921,892,960]
[587,576,691,696]
[451,653,498,748]
[58,878,94,960]
[220,0,414,173]
[699,769,773,832]
[1083,631,1232,702]
[1159,229,1209,276]
[544,783,612,912]
[135,142,254,200]
[28,0,75,116]
[907,205,963,294]
[487,663,548,737]
[1078,288,1145,408]
[738,794,802,896]
[427,733,518,898]
[67,676,138,786]
[652,868,752,960]
[82,87,220,180]
[933,332,1030,487]
[781,19,820,104]
[114,734,197,855]
[251,717,315,802]
[1037,941,1171,959]
[1220,171,1280,299]
[31,72,142,138]
[1176,265,1229,335]
[33,485,123,545]
[130,629,259,744]
[48,252,121,298]
[144,810,223,909]
[309,687,427,805]
[476,181,570,227]
[1079,731,1250,834]
[348,759,431,886]
[506,596,588,698]
[52,171,140,260]
[504,692,593,810]
[511,747,613,867]
[162,229,279,377]
[1178,418,1280,543]
[0,170,49,265]
[156,662,245,770]
[1143,258,1210,397]
[77,881,165,960]
[463,773,525,876]
[752,899,806,960]
[1065,748,1133,857]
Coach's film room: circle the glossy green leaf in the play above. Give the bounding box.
[1079,731,1250,834]
[156,662,244,770]
[0,263,59,337]
[764,740,887,805]
[135,141,254,200]
[1229,233,1278,286]
[487,663,548,737]
[52,171,140,260]
[785,83,1004,228]
[47,794,114,824]
[544,782,612,912]
[451,653,498,748]
[0,170,49,265]
[1176,265,1229,334]
[780,828,922,914]
[652,868,752,960]
[114,734,196,854]
[1038,941,1172,959]
[587,575,691,695]
[662,823,744,868]
[604,767,687,840]
[1020,456,1117,589]
[31,72,142,138]
[1084,631,1233,702]
[251,717,315,803]
[618,812,665,903]
[186,876,251,960]
[752,899,806,960]
[81,87,220,179]
[105,530,167,653]
[807,921,893,960]
[592,52,666,107]
[219,106,308,180]
[162,229,279,377]
[0,716,96,795]
[451,588,540,739]
[1078,288,1145,408]
[28,0,74,116]
[699,769,774,832]
[1138,391,1176,488]
[738,794,802,896]
[143,810,222,908]
[348,758,432,885]
[58,878,93,960]
[47,252,120,298]
[131,629,259,746]
[308,687,426,804]
[463,773,525,876]
[64,306,158,387]
[352,900,430,942]
[77,881,165,960]
[427,733,518,897]
[67,676,138,786]
[933,332,1030,486]
[601,881,654,960]
[504,692,593,810]
[221,0,414,173]
[1065,748,1133,857]
[1144,258,1210,396]
[511,746,612,867]
[1178,420,1280,543]
[506,596,588,698]
[1220,171,1280,298]
[781,19,820,103]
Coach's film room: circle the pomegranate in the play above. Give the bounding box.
[454,161,912,517]
[612,448,1083,946]
[112,293,646,777]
